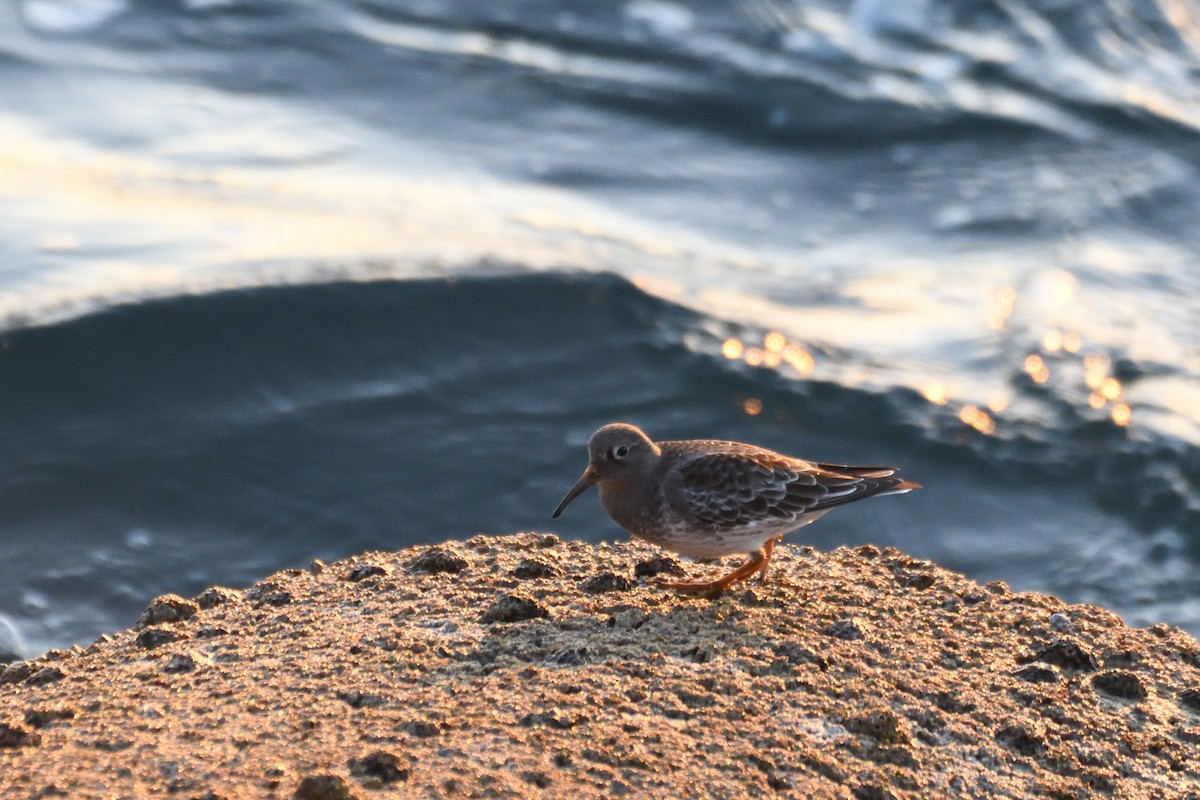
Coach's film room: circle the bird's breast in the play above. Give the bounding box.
[597,478,664,538]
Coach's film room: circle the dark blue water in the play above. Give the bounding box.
[2,0,1199,654]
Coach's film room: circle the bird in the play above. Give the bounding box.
[552,423,920,597]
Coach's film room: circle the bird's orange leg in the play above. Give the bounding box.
[655,540,776,599]
[754,536,780,581]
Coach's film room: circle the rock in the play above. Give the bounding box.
[195,624,229,639]
[824,618,867,641]
[401,720,439,738]
[135,628,179,650]
[408,547,468,574]
[261,591,294,607]
[293,775,358,800]
[194,587,242,610]
[1011,663,1061,684]
[765,770,794,791]
[1103,648,1139,668]
[773,642,828,671]
[580,571,634,594]
[481,594,549,624]
[513,558,561,580]
[0,534,1196,800]
[263,766,288,789]
[245,581,290,604]
[136,595,199,627]
[961,589,988,605]
[24,707,76,728]
[1019,638,1098,672]
[901,573,936,590]
[633,556,685,578]
[0,661,36,684]
[344,564,388,582]
[845,709,910,746]
[244,582,294,607]
[347,751,409,785]
[519,710,579,730]
[336,692,386,710]
[520,770,552,788]
[163,654,198,674]
[0,722,40,748]
[995,723,1046,756]
[27,667,66,686]
[1092,670,1148,701]
[547,646,591,666]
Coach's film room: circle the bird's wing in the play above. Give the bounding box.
[672,446,909,529]
[808,462,916,509]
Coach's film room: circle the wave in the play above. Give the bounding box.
[335,0,1200,142]
[2,270,1195,536]
[8,1,1198,142]
[1,271,1197,651]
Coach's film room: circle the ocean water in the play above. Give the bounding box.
[2,0,1199,656]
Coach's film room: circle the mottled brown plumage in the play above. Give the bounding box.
[553,423,919,597]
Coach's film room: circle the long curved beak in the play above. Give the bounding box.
[552,464,598,518]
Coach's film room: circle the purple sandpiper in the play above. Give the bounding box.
[553,423,920,597]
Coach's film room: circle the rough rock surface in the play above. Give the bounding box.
[2,533,1199,799]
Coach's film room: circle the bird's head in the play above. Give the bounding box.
[552,423,660,518]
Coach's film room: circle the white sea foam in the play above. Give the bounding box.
[22,0,126,33]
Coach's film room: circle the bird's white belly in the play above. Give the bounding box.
[642,513,825,558]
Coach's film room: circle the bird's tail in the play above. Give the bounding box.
[811,464,921,509]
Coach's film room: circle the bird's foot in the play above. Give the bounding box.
[653,577,736,599]
[653,539,778,599]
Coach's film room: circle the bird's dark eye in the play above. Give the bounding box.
[612,444,630,460]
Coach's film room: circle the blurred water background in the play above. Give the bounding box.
[2,0,1200,656]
